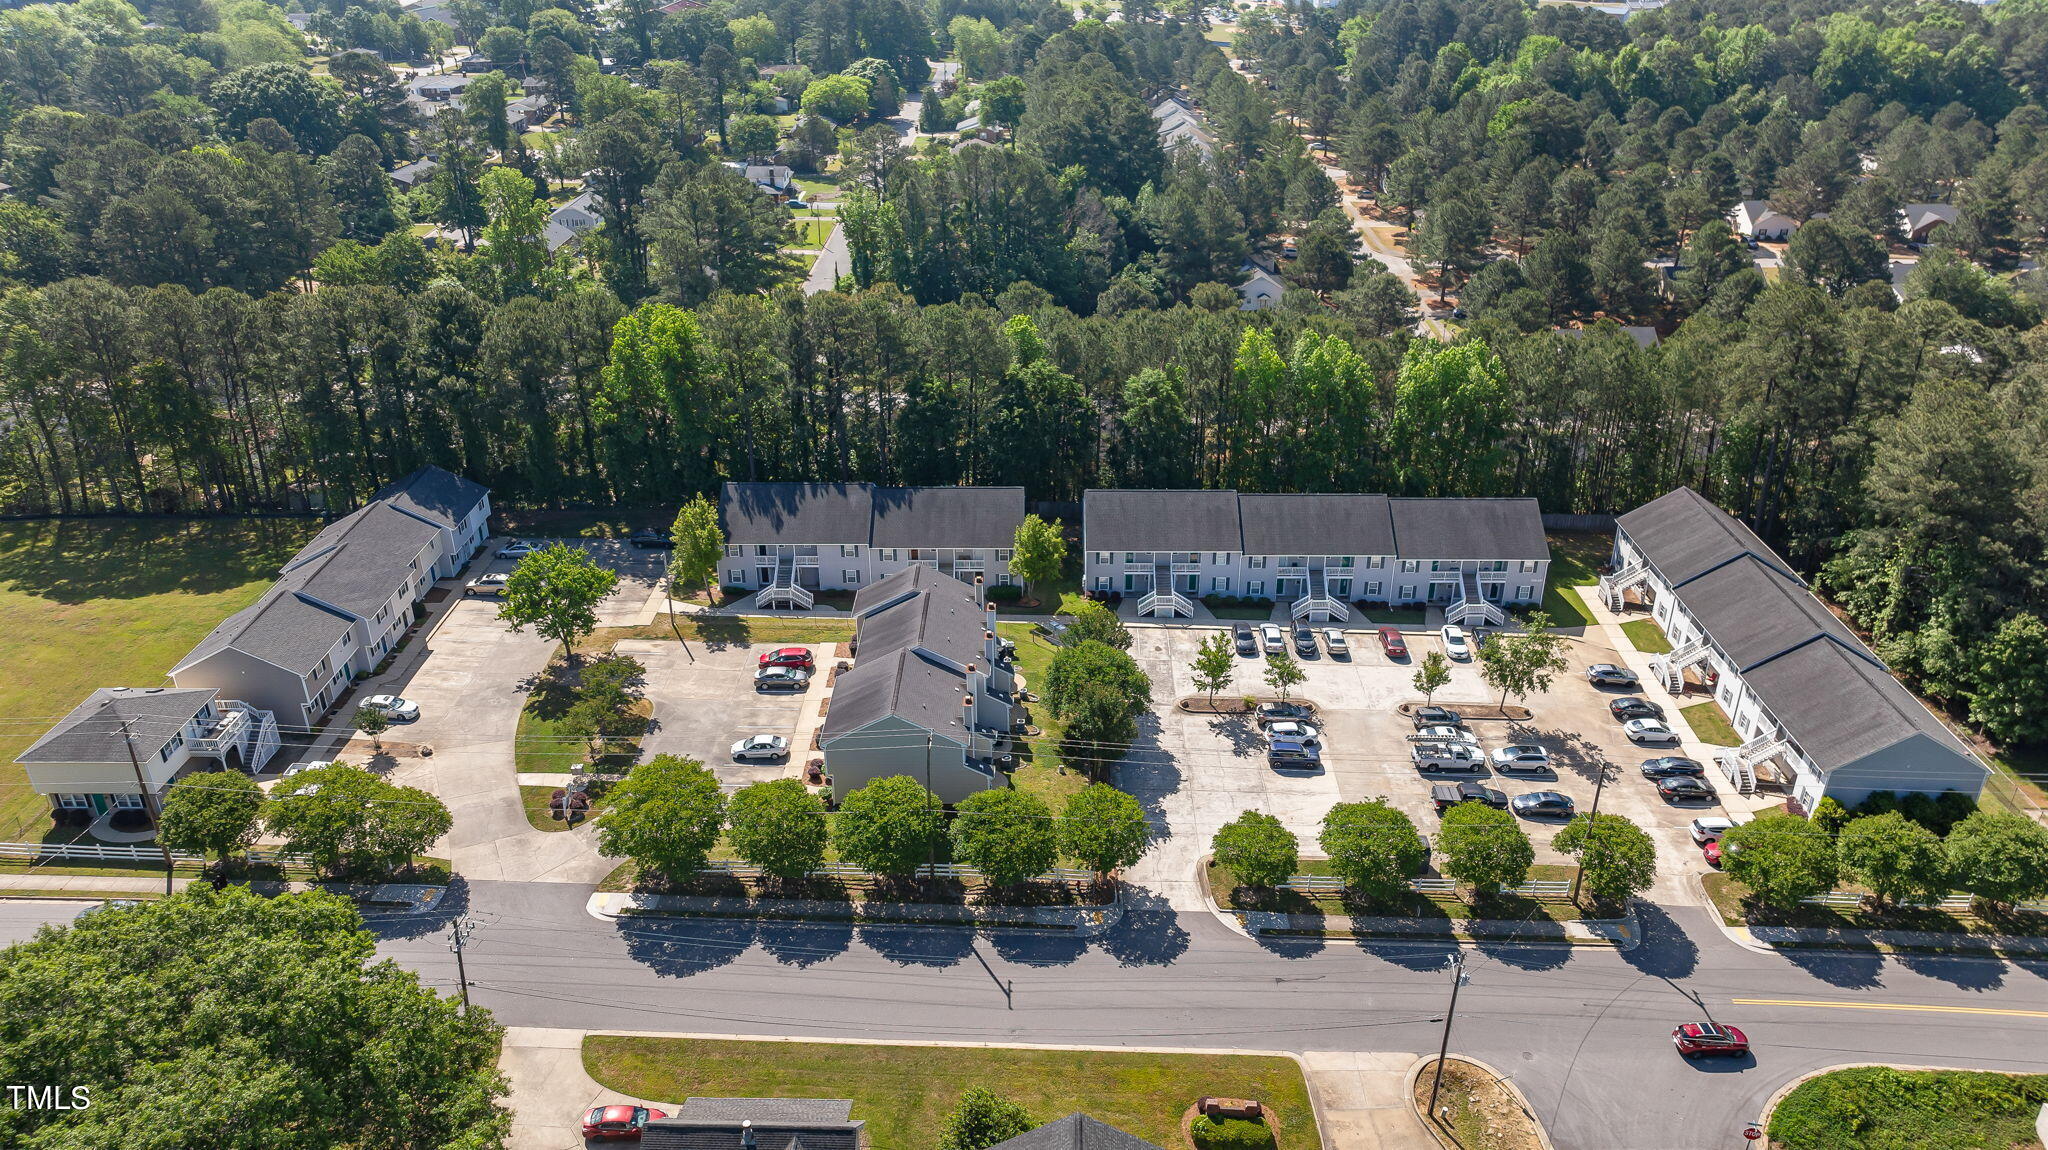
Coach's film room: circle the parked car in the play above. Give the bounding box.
[1411,705,1462,728]
[359,694,419,722]
[730,734,791,761]
[1585,663,1639,688]
[466,572,509,596]
[1432,781,1508,813]
[1378,627,1409,659]
[1255,701,1313,724]
[1658,776,1717,802]
[1415,724,1477,744]
[1491,745,1552,771]
[1267,737,1321,769]
[1671,1023,1748,1059]
[1266,720,1321,744]
[627,528,672,549]
[1412,743,1484,772]
[498,539,539,559]
[1259,623,1286,654]
[754,666,810,691]
[785,198,811,211]
[1625,718,1683,745]
[1440,624,1473,661]
[1322,629,1349,658]
[1234,622,1258,656]
[1689,816,1735,844]
[582,1104,668,1140]
[1609,697,1666,721]
[1642,757,1706,779]
[758,646,815,670]
[1293,623,1318,656]
[1702,839,1724,867]
[1510,791,1575,818]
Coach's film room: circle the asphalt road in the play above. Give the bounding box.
[10,884,2046,1149]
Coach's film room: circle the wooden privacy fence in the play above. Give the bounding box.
[1280,874,1575,900]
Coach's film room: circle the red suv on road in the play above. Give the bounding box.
[758,646,815,670]
[1378,627,1408,659]
[1672,1022,1748,1058]
[582,1104,667,1140]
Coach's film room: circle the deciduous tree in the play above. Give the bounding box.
[1010,514,1066,605]
[156,769,264,864]
[597,754,727,882]
[1437,803,1533,893]
[498,543,620,664]
[725,778,829,883]
[951,788,1057,886]
[1320,800,1428,902]
[834,775,944,879]
[1212,810,1298,889]
[1059,783,1150,880]
[1722,812,1838,910]
[1552,812,1656,905]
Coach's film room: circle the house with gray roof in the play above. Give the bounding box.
[169,466,490,726]
[641,1096,862,1150]
[15,686,282,826]
[1603,487,1988,809]
[719,482,1026,608]
[989,1114,1164,1150]
[820,564,1015,804]
[1082,490,1548,623]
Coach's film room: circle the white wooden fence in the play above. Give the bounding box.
[699,860,1098,884]
[1280,874,1575,900]
[1800,890,2048,914]
[0,841,304,866]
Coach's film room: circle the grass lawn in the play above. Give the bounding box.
[0,518,319,841]
[792,175,841,198]
[791,218,836,247]
[1678,700,1741,747]
[1540,531,1608,629]
[520,784,602,832]
[1204,602,1278,620]
[1619,618,1671,653]
[584,1036,1322,1150]
[573,617,857,659]
[1001,574,1089,616]
[1700,872,2048,937]
[1364,607,1428,626]
[1206,859,1595,923]
[1000,623,1091,814]
[512,663,651,774]
[1768,1066,2048,1150]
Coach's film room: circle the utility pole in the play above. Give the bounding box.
[1568,757,1613,906]
[120,720,177,896]
[924,732,937,881]
[450,917,476,1012]
[1426,950,1468,1121]
[662,549,694,663]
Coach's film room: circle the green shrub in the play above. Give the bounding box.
[1191,1116,1275,1150]
[988,584,1024,602]
[1768,1066,2048,1150]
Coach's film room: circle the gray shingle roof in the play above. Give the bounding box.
[851,563,933,616]
[286,502,441,619]
[18,687,217,765]
[371,464,490,531]
[870,486,1025,548]
[1620,487,1977,774]
[1616,488,1797,586]
[1387,498,1549,561]
[721,483,875,545]
[853,579,989,666]
[641,1116,861,1150]
[1083,490,1243,552]
[173,560,357,676]
[820,647,972,740]
[988,1114,1165,1150]
[1239,494,1394,555]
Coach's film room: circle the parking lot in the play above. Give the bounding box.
[1121,616,1741,903]
[618,639,820,788]
[466,537,672,626]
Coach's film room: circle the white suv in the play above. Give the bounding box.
[1491,745,1551,771]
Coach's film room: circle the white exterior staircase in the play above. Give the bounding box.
[1444,569,1507,628]
[1649,638,1710,693]
[1716,733,1792,795]
[1288,566,1351,623]
[1137,560,1191,618]
[1597,562,1650,611]
[757,553,814,610]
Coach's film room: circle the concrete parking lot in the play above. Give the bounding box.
[472,537,671,627]
[618,639,818,788]
[1119,609,1743,906]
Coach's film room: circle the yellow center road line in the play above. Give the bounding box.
[1732,997,2048,1020]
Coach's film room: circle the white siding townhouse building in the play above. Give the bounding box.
[719,483,1026,608]
[17,688,282,828]
[168,466,491,727]
[1600,487,1989,810]
[819,565,1018,805]
[1081,491,1550,624]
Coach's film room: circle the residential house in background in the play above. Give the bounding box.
[170,466,490,726]
[1153,92,1218,158]
[1237,263,1287,310]
[819,565,1017,805]
[389,157,439,189]
[1730,200,1799,241]
[718,482,1026,607]
[641,1098,863,1150]
[1899,203,1957,244]
[1082,491,1549,622]
[989,1115,1166,1150]
[17,687,282,826]
[1601,487,1989,809]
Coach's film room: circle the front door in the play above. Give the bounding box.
[1331,578,1351,599]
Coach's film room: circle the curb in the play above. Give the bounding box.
[585,892,1123,936]
[1194,853,1257,940]
[1751,1062,2008,1137]
[1691,872,1777,955]
[1406,1055,1557,1150]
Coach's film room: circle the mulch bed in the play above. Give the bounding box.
[1176,697,1321,715]
[1395,701,1532,722]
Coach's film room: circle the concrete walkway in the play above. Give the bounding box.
[0,873,178,894]
[501,1026,1442,1150]
[802,222,848,294]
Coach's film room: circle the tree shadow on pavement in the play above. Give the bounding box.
[855,922,975,967]
[1775,945,1885,989]
[986,927,1089,966]
[1617,902,1699,980]
[1471,937,1572,971]
[754,919,854,967]
[1349,936,1459,971]
[618,914,757,977]
[1094,886,1192,966]
[1250,927,1327,959]
[1895,950,2007,992]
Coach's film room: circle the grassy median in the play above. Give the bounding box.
[583,1035,1321,1150]
[1768,1066,2048,1149]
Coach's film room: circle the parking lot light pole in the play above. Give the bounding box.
[1427,949,1468,1119]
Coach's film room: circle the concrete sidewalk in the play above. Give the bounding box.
[1302,1051,1441,1150]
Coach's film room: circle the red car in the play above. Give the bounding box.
[1702,839,1724,867]
[1378,627,1408,659]
[1672,1022,1748,1058]
[582,1104,666,1140]
[758,646,814,670]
